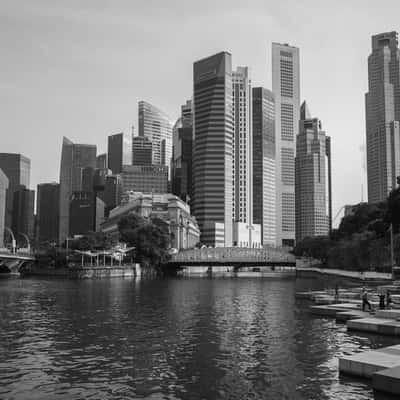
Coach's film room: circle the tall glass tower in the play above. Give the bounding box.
[138,101,173,168]
[366,31,400,203]
[252,87,276,245]
[272,43,300,247]
[193,51,233,246]
[59,137,97,242]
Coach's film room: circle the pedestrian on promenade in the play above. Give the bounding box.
[361,287,372,312]
[378,292,386,309]
[334,284,339,302]
[386,290,392,309]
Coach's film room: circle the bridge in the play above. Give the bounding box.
[0,249,35,274]
[168,247,296,270]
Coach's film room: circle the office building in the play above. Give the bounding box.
[0,153,30,230]
[12,186,35,242]
[101,192,200,249]
[138,101,173,167]
[59,137,97,242]
[121,165,168,194]
[252,87,276,245]
[132,136,153,166]
[172,100,193,203]
[107,132,131,174]
[365,31,400,203]
[193,51,233,246]
[36,182,59,243]
[0,169,8,247]
[272,42,300,247]
[98,174,122,217]
[96,153,107,170]
[232,66,254,246]
[295,102,329,243]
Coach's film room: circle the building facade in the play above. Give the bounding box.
[232,67,253,247]
[252,87,276,245]
[12,186,35,243]
[132,136,153,166]
[0,153,30,230]
[193,51,233,246]
[138,101,173,168]
[295,102,329,243]
[96,153,107,170]
[272,43,300,247]
[365,31,400,203]
[36,182,60,243]
[172,100,193,203]
[0,169,9,248]
[121,165,168,194]
[59,137,97,242]
[107,133,131,174]
[101,192,200,249]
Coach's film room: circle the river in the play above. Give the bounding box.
[0,276,397,400]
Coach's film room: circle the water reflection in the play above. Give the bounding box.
[0,277,397,399]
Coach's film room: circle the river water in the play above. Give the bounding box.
[0,276,398,400]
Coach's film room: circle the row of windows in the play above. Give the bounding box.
[282,193,295,232]
[281,148,295,185]
[281,103,294,140]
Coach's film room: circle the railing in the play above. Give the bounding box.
[170,247,295,263]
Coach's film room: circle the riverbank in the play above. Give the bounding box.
[20,264,140,279]
[296,266,393,284]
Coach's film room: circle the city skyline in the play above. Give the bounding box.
[2,0,400,223]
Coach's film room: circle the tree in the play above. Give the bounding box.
[117,213,171,271]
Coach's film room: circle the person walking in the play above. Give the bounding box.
[362,287,372,312]
[378,292,386,309]
[386,290,392,309]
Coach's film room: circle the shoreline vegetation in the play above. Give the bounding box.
[294,185,400,272]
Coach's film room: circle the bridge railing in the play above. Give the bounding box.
[170,247,295,263]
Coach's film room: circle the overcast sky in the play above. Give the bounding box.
[2,0,400,223]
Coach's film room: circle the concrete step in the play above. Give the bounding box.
[339,345,400,379]
[375,310,400,320]
[310,303,361,317]
[347,317,400,335]
[373,365,400,395]
[336,310,371,322]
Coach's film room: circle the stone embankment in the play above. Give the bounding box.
[297,283,400,396]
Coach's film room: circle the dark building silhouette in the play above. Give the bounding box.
[252,87,276,245]
[96,153,107,170]
[59,137,97,242]
[193,51,233,246]
[12,186,35,243]
[108,133,131,174]
[37,182,60,243]
[98,174,122,217]
[172,100,193,203]
[0,153,30,230]
[132,136,153,166]
[0,169,9,247]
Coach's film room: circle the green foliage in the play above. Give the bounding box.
[118,213,171,270]
[68,232,115,251]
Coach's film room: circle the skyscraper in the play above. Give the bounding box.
[96,153,107,170]
[272,42,300,247]
[132,136,153,166]
[193,51,233,246]
[0,153,30,230]
[12,186,35,242]
[59,137,97,242]
[121,165,168,194]
[252,87,276,245]
[0,169,9,247]
[107,133,131,174]
[138,101,173,168]
[295,102,329,243]
[365,31,400,203]
[172,100,193,203]
[232,67,254,246]
[37,182,60,243]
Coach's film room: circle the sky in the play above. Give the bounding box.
[1,0,400,224]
